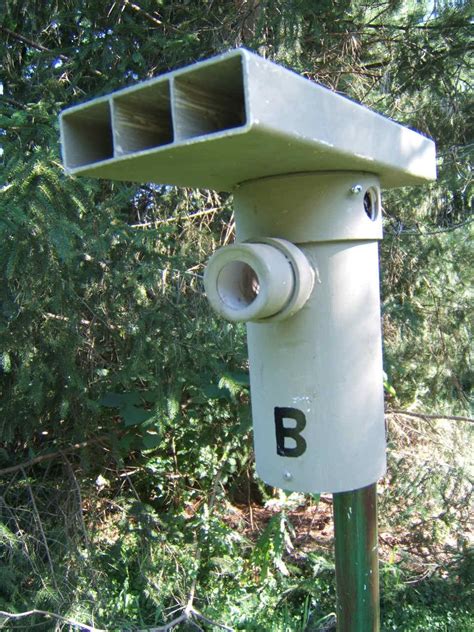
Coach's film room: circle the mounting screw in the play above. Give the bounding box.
[350,184,363,195]
[283,471,293,481]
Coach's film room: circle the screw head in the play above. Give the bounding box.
[350,184,363,195]
[283,471,293,481]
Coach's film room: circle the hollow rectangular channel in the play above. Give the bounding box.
[111,79,173,155]
[172,54,246,142]
[60,52,248,172]
[61,100,113,169]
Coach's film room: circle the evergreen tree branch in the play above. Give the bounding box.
[0,25,68,60]
[0,95,26,109]
[0,24,103,75]
[0,434,117,477]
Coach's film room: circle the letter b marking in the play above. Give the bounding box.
[274,407,307,457]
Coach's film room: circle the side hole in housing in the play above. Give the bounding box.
[364,187,379,221]
[217,261,260,311]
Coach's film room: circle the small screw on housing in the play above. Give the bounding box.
[350,184,363,195]
[283,471,293,481]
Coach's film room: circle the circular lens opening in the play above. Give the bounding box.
[217,261,260,311]
[363,187,379,221]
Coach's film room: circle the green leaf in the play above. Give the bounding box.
[201,383,227,399]
[122,405,154,427]
[100,391,143,408]
[100,393,127,408]
[141,431,161,449]
[118,434,136,453]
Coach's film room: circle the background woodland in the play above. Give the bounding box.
[0,1,472,630]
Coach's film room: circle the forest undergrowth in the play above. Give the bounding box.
[0,383,472,630]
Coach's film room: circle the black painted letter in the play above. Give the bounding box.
[274,407,307,457]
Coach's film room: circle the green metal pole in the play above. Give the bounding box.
[332,483,380,631]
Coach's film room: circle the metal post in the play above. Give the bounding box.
[333,483,380,631]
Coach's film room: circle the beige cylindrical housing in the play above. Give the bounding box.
[230,172,386,493]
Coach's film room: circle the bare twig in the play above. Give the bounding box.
[141,611,188,631]
[130,207,220,228]
[222,213,236,246]
[60,452,91,551]
[19,468,59,593]
[386,216,474,237]
[43,311,91,326]
[123,0,163,27]
[0,492,47,586]
[365,22,472,31]
[191,607,234,631]
[75,294,116,331]
[387,410,473,424]
[0,609,106,631]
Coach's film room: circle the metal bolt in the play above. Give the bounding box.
[350,184,363,195]
[283,471,293,481]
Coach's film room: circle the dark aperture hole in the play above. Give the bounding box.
[364,189,378,221]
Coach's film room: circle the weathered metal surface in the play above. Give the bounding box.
[60,49,436,190]
[229,173,386,494]
[333,484,380,631]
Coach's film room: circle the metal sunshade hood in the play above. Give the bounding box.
[60,48,436,191]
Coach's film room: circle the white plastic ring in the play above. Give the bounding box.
[204,239,314,323]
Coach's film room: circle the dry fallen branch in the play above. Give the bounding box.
[138,604,234,632]
[61,451,91,551]
[0,607,234,632]
[0,609,106,631]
